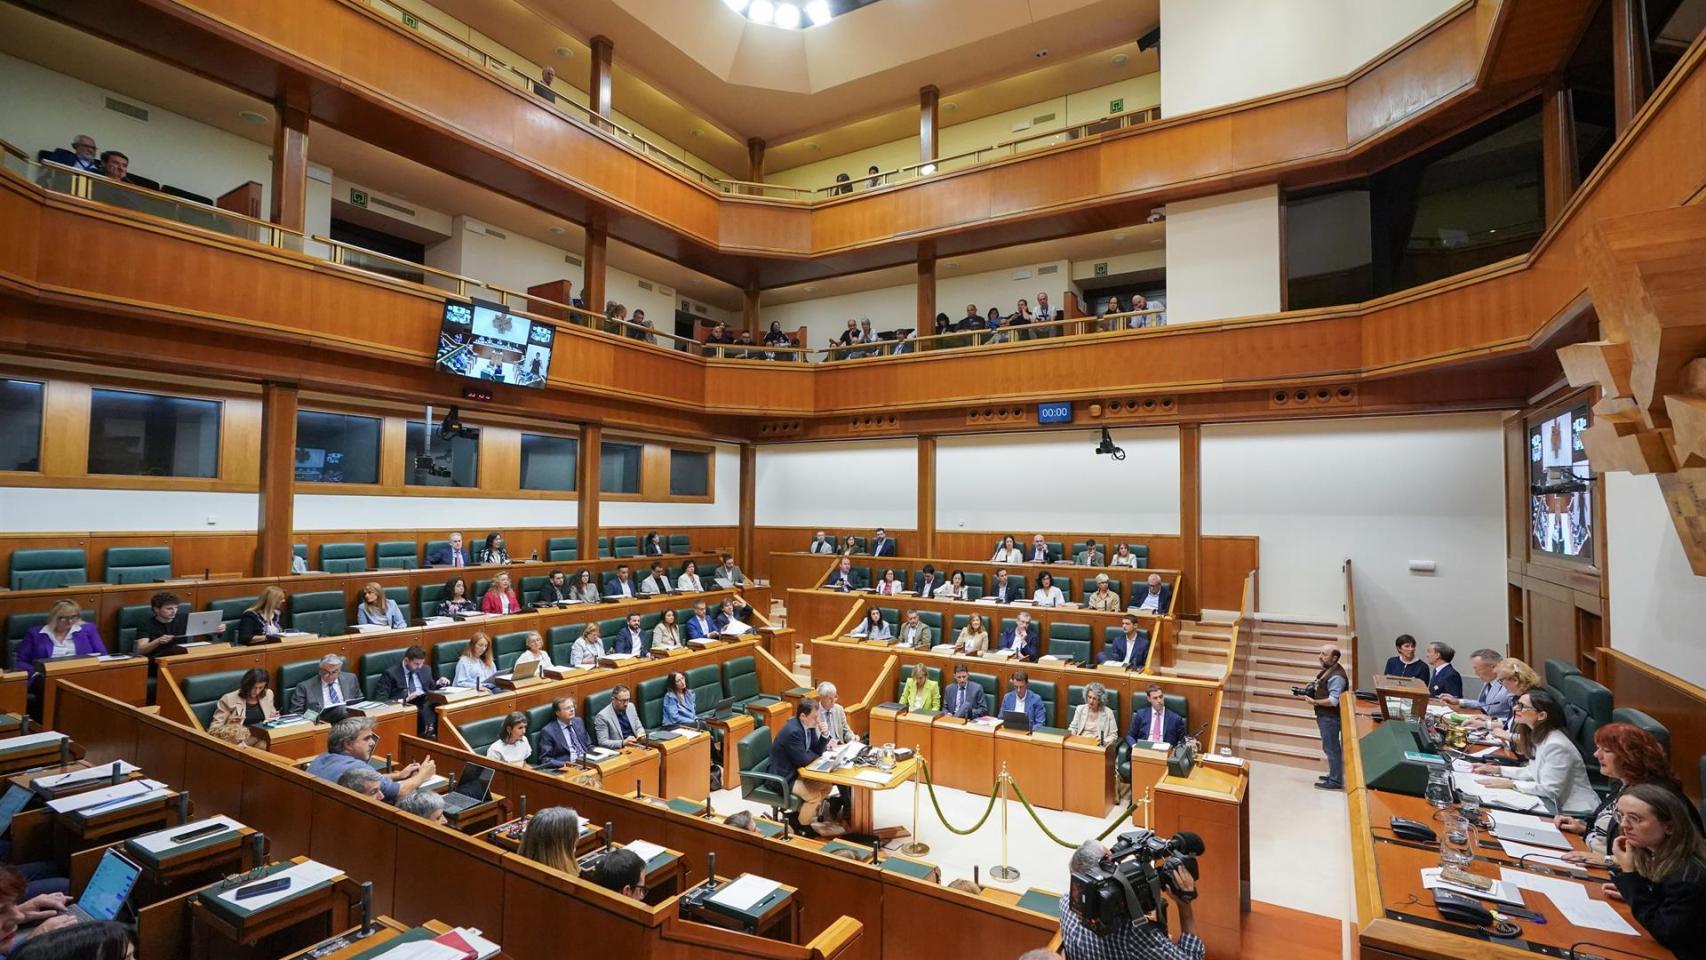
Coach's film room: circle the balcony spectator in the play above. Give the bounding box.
[833,172,851,196]
[1130,292,1150,328]
[735,328,757,358]
[828,318,858,353]
[532,66,558,103]
[1009,298,1035,341]
[629,308,655,343]
[603,301,627,336]
[704,321,736,357]
[960,303,984,329]
[762,320,794,359]
[865,164,881,189]
[40,134,101,173]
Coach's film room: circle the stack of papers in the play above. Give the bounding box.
[1488,811,1570,848]
[1419,867,1525,905]
[709,874,781,912]
[1452,770,1543,811]
[48,779,169,815]
[856,769,892,784]
[0,731,67,752]
[1499,867,1639,934]
[33,761,139,791]
[624,839,666,864]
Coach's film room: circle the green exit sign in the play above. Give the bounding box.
[350,188,369,208]
[1110,98,1124,114]
[1094,262,1108,277]
[402,12,419,28]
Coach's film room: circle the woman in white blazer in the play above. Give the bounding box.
[1031,570,1066,607]
[991,536,1022,564]
[677,560,705,592]
[1471,689,1598,814]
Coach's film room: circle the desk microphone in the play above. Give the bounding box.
[58,737,70,770]
[518,795,528,820]
[248,833,266,870]
[707,852,717,887]
[604,820,614,853]
[177,790,191,822]
[110,762,123,787]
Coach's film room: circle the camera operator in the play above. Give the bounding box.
[1060,840,1204,960]
[1295,643,1349,791]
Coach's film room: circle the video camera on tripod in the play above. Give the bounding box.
[1067,829,1205,934]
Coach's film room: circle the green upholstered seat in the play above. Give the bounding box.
[359,647,407,699]
[423,539,450,561]
[1124,544,1149,567]
[105,546,171,584]
[1082,581,1123,607]
[918,611,943,632]
[519,576,547,606]
[1046,541,1064,559]
[205,596,257,644]
[1047,622,1092,662]
[895,666,942,700]
[639,611,662,632]
[877,607,899,628]
[962,572,985,592]
[1611,707,1669,757]
[116,604,155,655]
[724,656,777,708]
[432,639,465,679]
[493,631,530,671]
[686,665,722,717]
[586,688,615,725]
[293,545,308,567]
[547,537,578,562]
[736,726,799,819]
[637,675,669,730]
[968,673,997,714]
[382,586,409,615]
[288,591,347,637]
[546,625,578,667]
[319,542,367,574]
[951,614,970,634]
[9,548,88,590]
[180,669,247,730]
[458,715,506,756]
[416,584,446,620]
[597,537,611,558]
[667,534,691,554]
[1562,674,1613,761]
[375,541,417,570]
[613,535,638,558]
[7,609,95,671]
[962,586,983,600]
[1029,681,1057,726]
[1544,659,1582,694]
[597,617,625,644]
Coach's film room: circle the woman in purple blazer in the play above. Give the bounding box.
[17,600,108,686]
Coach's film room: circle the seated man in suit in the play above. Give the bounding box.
[1075,539,1106,566]
[999,671,1047,731]
[373,644,450,736]
[998,611,1043,662]
[869,528,897,557]
[942,662,988,719]
[537,695,595,769]
[1099,615,1151,669]
[809,531,836,554]
[40,133,102,173]
[771,698,834,838]
[307,717,435,801]
[1129,573,1173,615]
[613,613,648,656]
[713,553,746,587]
[425,532,470,568]
[895,609,932,649]
[913,564,941,598]
[824,557,862,592]
[685,601,720,641]
[593,683,646,749]
[535,569,573,605]
[603,564,636,599]
[1425,641,1463,698]
[1126,684,1186,748]
[1027,535,1055,564]
[989,568,1024,603]
[640,562,675,596]
[289,654,362,713]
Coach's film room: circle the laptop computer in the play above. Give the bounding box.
[181,610,226,638]
[441,762,494,814]
[508,657,541,681]
[69,848,142,923]
[0,784,32,833]
[1001,710,1033,732]
[711,696,735,720]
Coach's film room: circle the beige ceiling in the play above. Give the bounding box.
[506,0,1159,143]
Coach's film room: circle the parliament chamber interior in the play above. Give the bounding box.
[1,0,1705,957]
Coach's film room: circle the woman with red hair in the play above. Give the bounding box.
[1557,722,1703,866]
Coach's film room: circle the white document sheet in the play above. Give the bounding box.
[371,942,465,960]
[1498,867,1639,935]
[623,839,666,864]
[0,731,68,752]
[856,769,892,784]
[48,779,162,814]
[1496,838,1579,869]
[33,761,139,790]
[709,874,781,913]
[129,816,244,854]
[212,860,341,912]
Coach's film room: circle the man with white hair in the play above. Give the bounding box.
[289,654,361,713]
[397,788,448,825]
[814,681,856,744]
[1060,839,1203,959]
[809,531,835,554]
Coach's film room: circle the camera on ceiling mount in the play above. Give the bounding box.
[1095,427,1126,461]
[439,405,479,441]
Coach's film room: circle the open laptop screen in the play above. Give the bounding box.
[78,849,142,922]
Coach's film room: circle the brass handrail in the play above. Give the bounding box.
[484,282,709,354]
[813,306,1166,360]
[313,234,481,295]
[30,157,308,249]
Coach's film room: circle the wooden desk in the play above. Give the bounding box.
[0,674,26,716]
[582,840,688,903]
[247,719,326,760]
[346,702,417,760]
[798,757,917,836]
[189,856,352,959]
[42,655,147,725]
[681,874,801,942]
[1062,735,1116,816]
[995,728,1065,810]
[649,728,712,803]
[930,717,997,795]
[594,745,660,798]
[1151,761,1249,960]
[54,788,184,864]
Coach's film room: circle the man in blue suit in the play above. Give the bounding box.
[998,611,1042,662]
[612,613,647,656]
[999,671,1047,730]
[824,557,863,592]
[913,564,941,597]
[685,601,719,641]
[603,564,636,599]
[1426,641,1463,698]
[1128,573,1173,615]
[1099,615,1150,669]
[988,569,1025,604]
[1125,684,1186,747]
[870,528,896,557]
[770,699,834,837]
[537,696,594,769]
[425,532,469,567]
[942,662,987,719]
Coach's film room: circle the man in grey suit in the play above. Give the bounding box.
[640,562,674,596]
[1075,539,1106,566]
[289,654,362,713]
[895,610,933,649]
[713,553,746,587]
[593,683,647,749]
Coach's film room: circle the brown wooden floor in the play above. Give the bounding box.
[1243,900,1345,960]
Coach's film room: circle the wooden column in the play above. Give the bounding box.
[1541,87,1578,227]
[257,381,298,577]
[743,284,761,335]
[269,102,309,233]
[582,221,607,317]
[916,436,937,558]
[919,85,940,167]
[747,138,765,183]
[1610,0,1652,134]
[739,444,757,575]
[1179,424,1202,619]
[916,243,936,333]
[589,35,614,122]
[577,424,602,561]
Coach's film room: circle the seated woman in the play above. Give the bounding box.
[1380,634,1428,680]
[485,711,532,765]
[235,588,289,646]
[479,532,510,565]
[899,663,939,712]
[850,607,891,641]
[17,600,108,686]
[650,609,682,653]
[1069,682,1118,746]
[437,576,476,617]
[569,624,604,667]
[518,806,582,878]
[1032,571,1066,607]
[515,630,555,672]
[571,570,601,604]
[676,561,705,593]
[840,535,862,556]
[1557,723,1703,867]
[480,573,520,615]
[209,668,276,747]
[355,582,407,629]
[642,532,666,556]
[934,570,966,600]
[875,569,904,596]
[0,864,78,953]
[991,536,1022,564]
[1463,658,1540,739]
[1109,543,1139,568]
[1605,783,1706,956]
[453,633,498,691]
[662,671,696,726]
[1470,689,1599,814]
[955,615,989,655]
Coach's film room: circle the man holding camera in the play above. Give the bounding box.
[1296,643,1350,791]
[1061,839,1204,960]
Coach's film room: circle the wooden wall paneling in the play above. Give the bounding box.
[84,534,172,585]
[1179,425,1202,619]
[256,384,296,577]
[172,532,259,579]
[481,425,521,496]
[1344,6,1481,146]
[1520,575,1579,670]
[880,875,1055,959]
[390,820,507,933]
[916,436,936,559]
[739,444,756,575]
[1600,649,1706,801]
[639,440,671,501]
[577,424,601,560]
[241,753,317,857]
[308,788,399,915]
[270,102,309,232]
[1199,537,1260,612]
[39,379,91,477]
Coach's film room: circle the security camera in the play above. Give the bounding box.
[1095,427,1126,461]
[1146,207,1166,224]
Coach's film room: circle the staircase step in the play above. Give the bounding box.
[1243,718,1321,741]
[1176,643,1229,658]
[1238,739,1326,768]
[1252,626,1350,643]
[1155,661,1226,681]
[1251,639,1329,655]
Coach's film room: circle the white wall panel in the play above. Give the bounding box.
[0,489,260,531]
[1606,472,1706,686]
[936,428,1179,533]
[755,440,916,528]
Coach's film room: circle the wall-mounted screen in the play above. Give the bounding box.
[435,300,553,389]
[1529,404,1592,561]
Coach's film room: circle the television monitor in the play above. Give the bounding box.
[435,300,552,389]
[1528,404,1592,560]
[293,447,345,483]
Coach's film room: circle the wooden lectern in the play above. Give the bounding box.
[1373,676,1430,721]
[1147,761,1249,960]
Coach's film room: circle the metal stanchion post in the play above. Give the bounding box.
[901,748,929,857]
[989,764,1020,882]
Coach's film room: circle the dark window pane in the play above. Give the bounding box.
[0,380,44,472]
[669,449,709,497]
[405,420,478,487]
[295,411,380,484]
[87,389,220,478]
[600,441,641,494]
[1284,188,1374,310]
[521,434,578,492]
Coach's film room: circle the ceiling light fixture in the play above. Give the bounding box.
[238,110,268,124]
[555,46,573,58]
[547,226,565,235]
[723,0,749,11]
[1112,52,1129,65]
[943,102,958,112]
[748,0,775,24]
[774,2,802,28]
[920,162,937,175]
[804,0,832,25]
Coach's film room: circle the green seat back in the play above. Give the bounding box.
[1066,685,1121,723]
[586,687,615,723]
[519,576,547,606]
[895,666,942,700]
[918,611,942,632]
[9,548,87,590]
[547,537,579,562]
[1562,674,1614,762]
[1046,540,1064,558]
[962,586,983,600]
[962,572,985,592]
[417,584,446,620]
[1545,659,1581,692]
[737,725,772,773]
[613,535,638,558]
[205,596,258,643]
[686,665,722,714]
[493,631,530,671]
[952,614,969,634]
[598,617,626,644]
[877,607,899,628]
[1030,680,1057,724]
[319,542,367,574]
[968,673,998,714]
[424,539,450,560]
[105,546,171,584]
[458,715,506,755]
[293,544,308,564]
[1070,541,1087,558]
[473,579,493,602]
[359,647,408,699]
[724,656,762,703]
[375,541,417,570]
[383,586,409,613]
[116,604,155,655]
[851,536,867,552]
[1083,581,1123,606]
[180,668,248,730]
[1611,707,1669,757]
[667,534,691,553]
[1165,694,1188,725]
[432,639,465,678]
[289,590,347,637]
[597,537,611,558]
[639,612,662,632]
[638,675,669,729]
[1126,544,1149,567]
[546,625,578,666]
[278,655,345,696]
